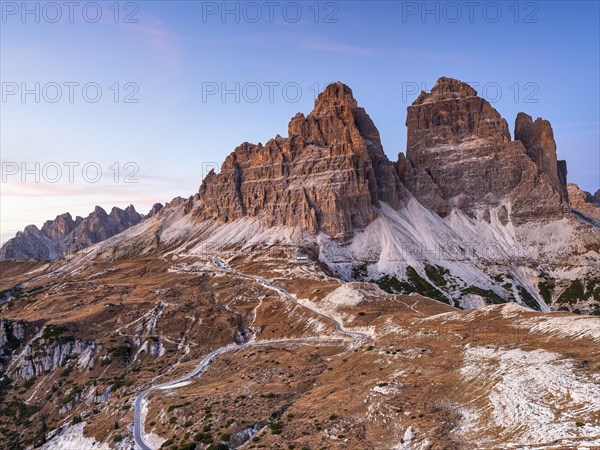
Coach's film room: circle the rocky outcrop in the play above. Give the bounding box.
[514,112,569,201]
[14,335,97,380]
[147,203,164,217]
[196,82,408,238]
[86,386,111,404]
[0,225,61,259]
[568,183,600,221]
[398,77,570,224]
[0,319,26,360]
[41,213,82,242]
[0,205,145,260]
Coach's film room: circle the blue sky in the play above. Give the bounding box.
[1,1,599,242]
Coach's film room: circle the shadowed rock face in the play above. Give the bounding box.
[62,205,143,252]
[568,183,600,221]
[147,203,164,218]
[41,213,82,242]
[514,112,569,201]
[197,82,408,238]
[0,205,144,259]
[398,77,570,223]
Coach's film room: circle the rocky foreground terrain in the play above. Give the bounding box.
[0,78,599,449]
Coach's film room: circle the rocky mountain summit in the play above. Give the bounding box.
[196,77,574,235]
[0,205,144,259]
[398,77,570,224]
[183,78,597,313]
[196,82,407,239]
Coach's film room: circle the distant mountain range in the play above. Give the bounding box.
[0,203,163,259]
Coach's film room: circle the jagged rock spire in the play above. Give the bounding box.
[197,82,407,238]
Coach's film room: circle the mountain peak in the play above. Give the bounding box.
[568,183,600,221]
[414,77,477,105]
[402,76,569,222]
[198,82,406,237]
[93,205,107,216]
[313,81,357,111]
[288,81,379,146]
[1,204,144,259]
[514,111,568,201]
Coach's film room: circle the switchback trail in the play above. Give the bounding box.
[133,258,369,450]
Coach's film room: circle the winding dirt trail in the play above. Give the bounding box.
[133,258,370,450]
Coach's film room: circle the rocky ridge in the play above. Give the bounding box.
[195,77,575,234]
[0,205,145,259]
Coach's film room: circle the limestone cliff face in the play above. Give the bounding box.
[514,112,569,201]
[197,82,408,238]
[398,77,570,224]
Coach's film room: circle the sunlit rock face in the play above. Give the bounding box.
[197,82,408,238]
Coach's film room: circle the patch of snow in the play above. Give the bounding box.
[499,302,531,317]
[372,384,400,395]
[159,380,191,389]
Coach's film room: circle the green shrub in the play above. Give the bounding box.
[42,324,69,340]
[351,264,368,281]
[516,286,541,311]
[538,280,554,303]
[194,432,212,444]
[557,280,585,305]
[377,267,451,304]
[22,377,36,389]
[424,265,451,287]
[179,444,196,450]
[461,286,505,305]
[269,421,284,435]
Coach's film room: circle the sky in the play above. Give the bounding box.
[1,0,599,243]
